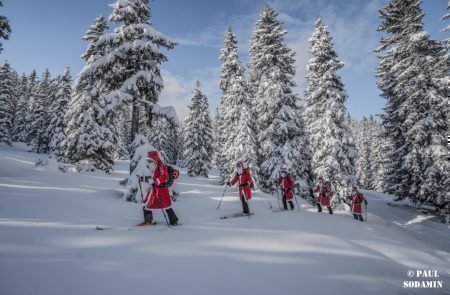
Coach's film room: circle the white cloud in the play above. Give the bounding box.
[159,68,222,121]
[161,0,385,119]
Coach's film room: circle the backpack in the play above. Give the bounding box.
[165,165,179,187]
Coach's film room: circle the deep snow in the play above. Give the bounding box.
[0,143,449,295]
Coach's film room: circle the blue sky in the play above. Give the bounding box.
[1,0,448,120]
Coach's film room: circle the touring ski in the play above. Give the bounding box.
[220,212,254,219]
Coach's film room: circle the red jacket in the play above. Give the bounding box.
[143,152,172,210]
[277,175,295,200]
[231,167,254,200]
[314,182,331,206]
[348,192,365,214]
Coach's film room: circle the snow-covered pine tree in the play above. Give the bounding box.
[0,0,11,54]
[88,0,176,144]
[47,67,72,161]
[28,69,52,153]
[183,81,213,177]
[145,115,178,164]
[0,62,15,145]
[44,74,61,148]
[212,107,226,180]
[177,122,186,166]
[166,120,180,165]
[11,74,28,142]
[113,105,131,160]
[219,26,258,181]
[81,15,108,63]
[63,15,116,172]
[122,134,156,202]
[354,117,374,189]
[376,0,449,204]
[304,18,357,199]
[248,6,313,192]
[442,1,450,37]
[441,1,450,140]
[376,0,423,199]
[24,70,38,144]
[369,118,387,192]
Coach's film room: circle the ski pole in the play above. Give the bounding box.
[136,175,147,222]
[275,186,281,210]
[242,190,251,219]
[294,191,301,213]
[136,175,144,202]
[365,203,368,223]
[217,178,229,210]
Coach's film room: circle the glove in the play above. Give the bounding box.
[364,200,368,205]
[226,181,231,186]
[250,183,255,189]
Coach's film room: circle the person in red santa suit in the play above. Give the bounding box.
[142,150,179,226]
[226,161,254,214]
[276,165,295,210]
[314,176,333,214]
[346,186,367,222]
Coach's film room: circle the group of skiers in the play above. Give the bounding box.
[138,150,368,226]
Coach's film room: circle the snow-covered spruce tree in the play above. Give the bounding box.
[249,6,313,192]
[0,62,15,145]
[90,0,176,145]
[113,105,131,160]
[177,122,186,166]
[0,0,11,54]
[304,19,357,199]
[11,74,28,142]
[376,0,449,204]
[122,134,156,202]
[441,1,450,141]
[45,74,61,144]
[145,115,178,164]
[376,0,424,198]
[183,81,213,177]
[81,15,108,63]
[24,70,38,144]
[219,26,258,181]
[354,117,374,189]
[401,35,449,205]
[63,15,116,172]
[167,120,180,165]
[28,69,52,153]
[369,119,388,192]
[212,107,227,181]
[443,1,450,39]
[47,67,72,161]
[350,115,386,191]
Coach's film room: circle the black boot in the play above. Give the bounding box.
[165,208,179,225]
[282,195,288,210]
[143,208,153,224]
[241,197,250,214]
[317,203,323,213]
[327,206,333,215]
[289,201,294,210]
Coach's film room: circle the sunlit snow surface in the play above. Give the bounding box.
[0,143,448,295]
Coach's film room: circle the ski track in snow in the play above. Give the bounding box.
[0,143,449,295]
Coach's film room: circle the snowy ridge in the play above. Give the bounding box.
[0,144,449,295]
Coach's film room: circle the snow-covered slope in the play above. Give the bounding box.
[0,144,448,295]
